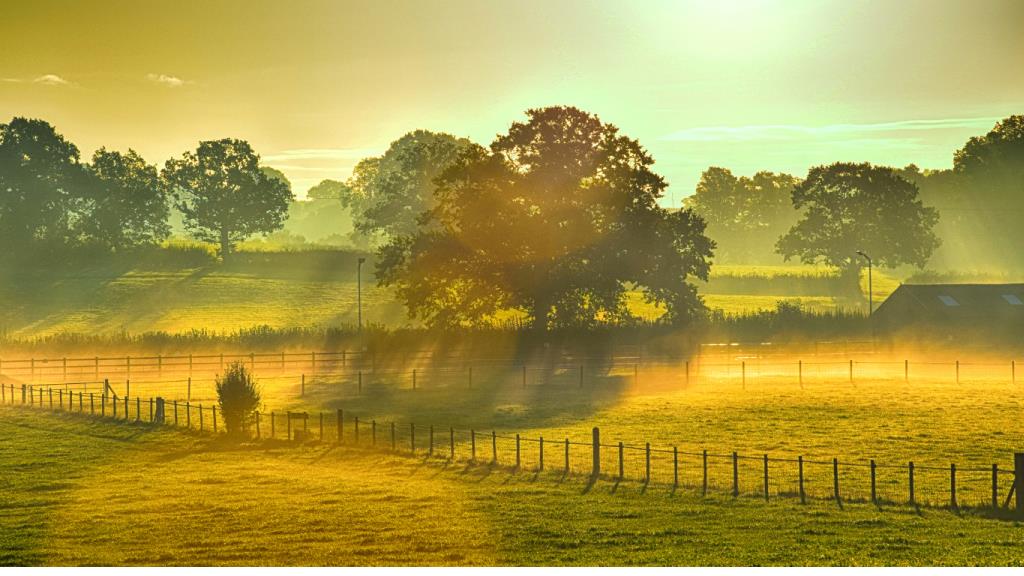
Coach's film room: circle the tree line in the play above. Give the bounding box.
[0,118,293,260]
[3,110,1021,329]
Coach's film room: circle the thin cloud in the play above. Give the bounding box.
[146,73,189,87]
[262,148,384,162]
[32,74,70,86]
[661,116,1002,142]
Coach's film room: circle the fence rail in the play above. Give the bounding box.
[5,380,1024,518]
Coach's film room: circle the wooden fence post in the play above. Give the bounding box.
[871,460,877,504]
[491,430,497,463]
[763,454,769,500]
[592,427,600,479]
[564,438,570,473]
[337,409,343,443]
[187,377,191,402]
[319,412,324,441]
[673,446,679,488]
[993,463,999,509]
[471,430,476,461]
[429,425,434,456]
[301,374,305,397]
[741,362,746,390]
[515,434,521,469]
[618,442,624,479]
[256,412,261,438]
[950,463,957,509]
[833,458,840,504]
[286,411,291,440]
[732,452,739,497]
[798,360,803,389]
[212,406,217,433]
[849,359,853,384]
[702,450,708,496]
[685,361,690,387]
[645,442,651,484]
[199,404,204,431]
[186,402,192,428]
[905,359,909,382]
[909,461,915,506]
[372,420,377,445]
[798,455,805,504]
[450,427,455,460]
[358,371,362,394]
[956,360,960,384]
[136,397,141,422]
[1015,452,1024,516]
[539,437,544,471]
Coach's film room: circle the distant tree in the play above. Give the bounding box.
[259,166,292,193]
[776,162,939,294]
[80,148,170,249]
[163,139,294,261]
[686,167,800,262]
[306,178,351,200]
[348,130,477,240]
[0,117,86,250]
[215,361,261,437]
[378,106,714,329]
[952,115,1024,258]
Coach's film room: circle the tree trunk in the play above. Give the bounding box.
[531,294,550,332]
[220,227,231,263]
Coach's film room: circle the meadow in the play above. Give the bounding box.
[3,401,1024,567]
[0,248,893,339]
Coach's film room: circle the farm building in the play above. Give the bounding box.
[872,283,1024,340]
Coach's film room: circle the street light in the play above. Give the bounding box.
[856,250,872,316]
[357,257,366,332]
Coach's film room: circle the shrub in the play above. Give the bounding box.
[215,361,261,437]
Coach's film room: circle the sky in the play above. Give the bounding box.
[2,0,1022,201]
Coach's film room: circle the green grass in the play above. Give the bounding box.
[3,405,1024,566]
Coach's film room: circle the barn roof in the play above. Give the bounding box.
[874,283,1024,323]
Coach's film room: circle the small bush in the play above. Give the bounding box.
[215,362,261,437]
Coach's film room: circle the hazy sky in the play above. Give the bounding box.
[2,0,1022,200]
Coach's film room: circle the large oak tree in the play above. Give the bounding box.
[776,162,939,294]
[163,139,293,260]
[378,106,714,329]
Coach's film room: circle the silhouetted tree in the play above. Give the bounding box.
[306,178,351,200]
[348,130,477,240]
[81,148,170,250]
[259,166,292,192]
[776,162,939,294]
[951,115,1024,262]
[378,106,714,329]
[686,167,800,262]
[163,139,293,260]
[0,117,87,250]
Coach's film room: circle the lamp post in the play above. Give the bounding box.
[856,250,872,316]
[357,257,366,331]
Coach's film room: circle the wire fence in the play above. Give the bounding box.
[5,380,1023,518]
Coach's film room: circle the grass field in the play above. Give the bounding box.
[3,404,1024,566]
[0,249,895,338]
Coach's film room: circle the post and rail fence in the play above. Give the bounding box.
[5,380,1024,519]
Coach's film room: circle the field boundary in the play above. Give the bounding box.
[6,381,1024,520]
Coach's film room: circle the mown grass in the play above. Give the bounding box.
[3,405,1024,566]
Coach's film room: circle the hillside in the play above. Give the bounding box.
[0,248,894,339]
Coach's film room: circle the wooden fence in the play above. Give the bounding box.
[5,381,1024,518]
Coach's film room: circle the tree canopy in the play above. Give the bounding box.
[81,148,170,250]
[776,162,939,290]
[377,106,714,329]
[347,130,477,241]
[164,139,293,260]
[306,178,351,200]
[0,117,86,250]
[686,167,800,263]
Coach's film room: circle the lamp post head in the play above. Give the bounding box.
[358,257,366,265]
[855,250,870,263]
